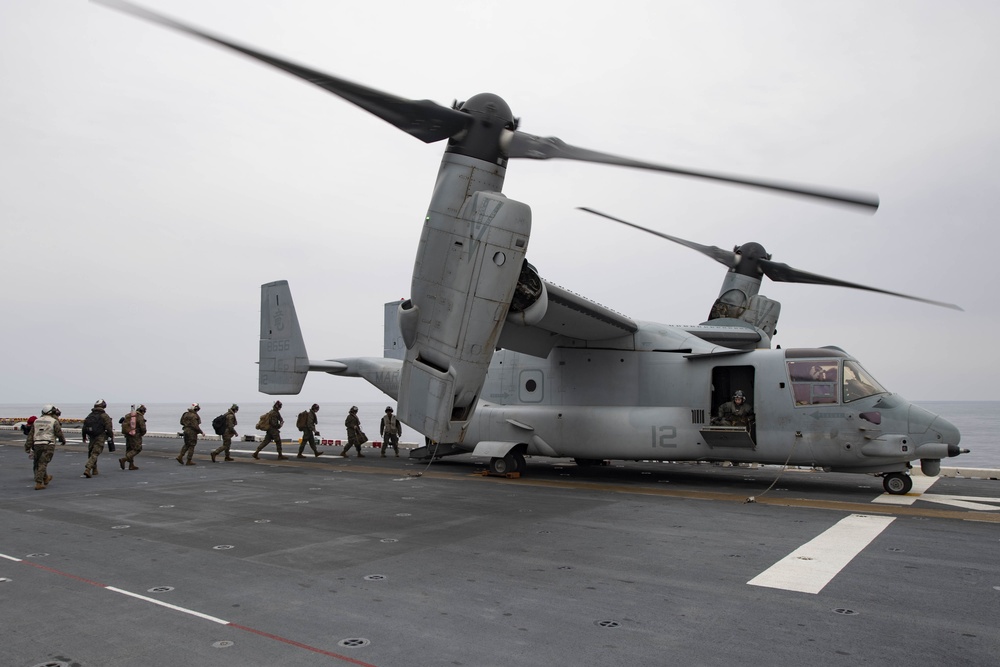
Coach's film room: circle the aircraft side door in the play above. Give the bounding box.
[700,365,756,449]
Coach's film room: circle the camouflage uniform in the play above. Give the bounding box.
[254,407,286,459]
[714,399,754,428]
[343,408,364,457]
[119,407,147,470]
[379,409,402,457]
[26,412,66,489]
[83,406,114,477]
[297,406,321,458]
[211,407,239,462]
[178,406,203,465]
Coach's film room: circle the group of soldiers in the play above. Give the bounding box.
[23,399,406,490]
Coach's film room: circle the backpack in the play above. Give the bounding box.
[83,412,104,438]
[212,413,227,435]
[255,413,269,431]
[121,412,136,436]
[295,410,309,430]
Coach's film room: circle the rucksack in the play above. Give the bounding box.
[256,413,269,431]
[295,410,309,430]
[83,412,104,438]
[212,413,227,435]
[121,412,136,436]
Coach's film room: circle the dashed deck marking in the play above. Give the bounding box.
[747,513,895,594]
[1,553,378,666]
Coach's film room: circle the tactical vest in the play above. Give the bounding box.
[33,415,57,443]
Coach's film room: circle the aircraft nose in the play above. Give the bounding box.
[931,415,962,451]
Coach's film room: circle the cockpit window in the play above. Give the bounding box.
[842,360,887,403]
[787,361,839,406]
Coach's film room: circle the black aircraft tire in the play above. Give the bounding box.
[512,452,526,473]
[489,457,509,475]
[883,472,913,495]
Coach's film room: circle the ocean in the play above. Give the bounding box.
[3,400,997,469]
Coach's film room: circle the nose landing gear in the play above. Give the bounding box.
[882,472,913,495]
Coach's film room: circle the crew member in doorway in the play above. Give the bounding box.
[713,390,754,428]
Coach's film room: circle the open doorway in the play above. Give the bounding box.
[703,365,756,449]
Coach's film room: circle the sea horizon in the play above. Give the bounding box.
[3,400,997,469]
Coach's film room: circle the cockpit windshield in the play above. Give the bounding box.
[842,360,887,403]
[787,358,887,406]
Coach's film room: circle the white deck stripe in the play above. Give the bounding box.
[0,553,23,562]
[871,474,938,505]
[748,513,894,594]
[106,586,230,624]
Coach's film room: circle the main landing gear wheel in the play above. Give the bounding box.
[489,452,525,475]
[882,472,913,495]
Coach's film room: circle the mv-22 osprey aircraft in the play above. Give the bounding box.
[102,1,967,495]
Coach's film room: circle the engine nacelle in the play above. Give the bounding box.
[397,180,531,443]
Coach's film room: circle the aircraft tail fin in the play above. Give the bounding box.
[259,280,309,395]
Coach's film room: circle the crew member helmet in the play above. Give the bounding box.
[230,404,239,412]
[42,404,56,415]
[274,400,282,409]
[385,406,393,413]
[733,390,746,401]
[94,399,107,408]
[311,403,320,411]
[349,406,358,413]
[191,403,201,411]
[137,405,147,413]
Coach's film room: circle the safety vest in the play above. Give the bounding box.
[33,415,57,444]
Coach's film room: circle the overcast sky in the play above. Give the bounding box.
[2,0,997,406]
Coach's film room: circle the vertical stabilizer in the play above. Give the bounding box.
[259,280,309,394]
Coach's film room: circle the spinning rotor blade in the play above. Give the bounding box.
[580,209,963,311]
[757,260,963,311]
[579,208,737,268]
[512,132,879,212]
[95,0,470,143]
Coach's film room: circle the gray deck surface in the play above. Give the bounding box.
[3,431,998,667]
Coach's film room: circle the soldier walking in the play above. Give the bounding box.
[296,403,322,458]
[211,404,239,462]
[26,404,66,490]
[82,399,114,478]
[379,406,402,457]
[253,400,287,460]
[119,404,147,470]
[342,405,365,458]
[177,403,203,465]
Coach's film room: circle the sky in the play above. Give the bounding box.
[1,0,998,405]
